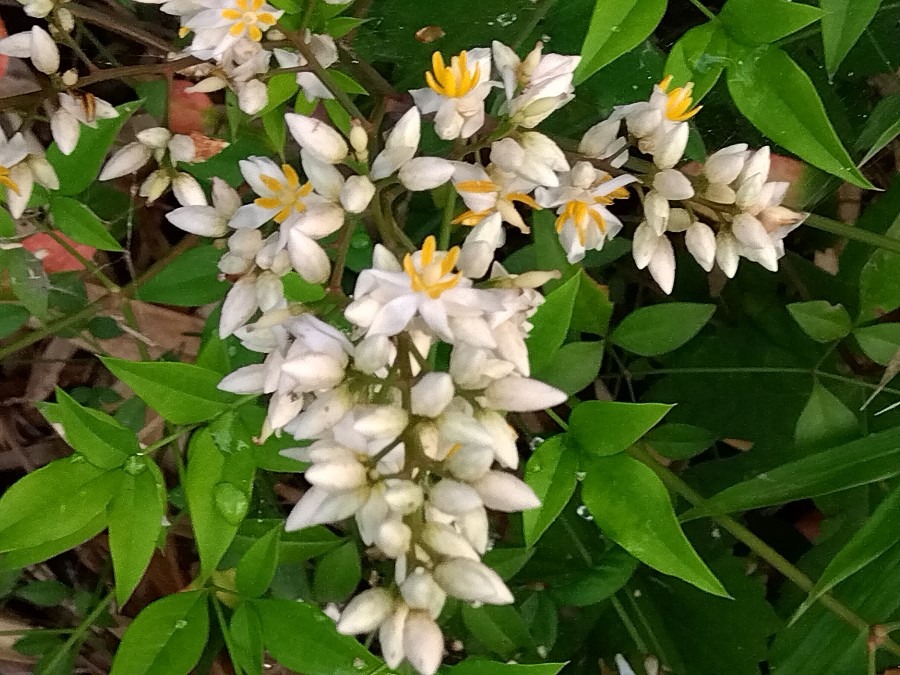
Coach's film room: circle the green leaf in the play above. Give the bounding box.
[262,107,287,155]
[570,401,672,457]
[645,423,717,460]
[793,482,900,624]
[328,70,368,96]
[582,454,728,596]
[53,388,139,469]
[547,545,638,606]
[231,519,341,564]
[108,459,165,605]
[48,196,123,251]
[324,98,352,135]
[855,92,900,165]
[570,270,613,336]
[253,598,385,674]
[236,525,280,598]
[461,604,533,659]
[726,47,873,189]
[46,101,141,196]
[663,22,729,102]
[610,303,715,356]
[523,436,578,547]
[185,428,255,577]
[313,541,361,603]
[857,202,900,321]
[260,73,299,115]
[0,208,15,236]
[0,513,105,570]
[533,341,604,395]
[719,0,822,44]
[0,304,29,339]
[100,357,236,424]
[15,580,71,606]
[449,661,567,675]
[794,382,859,450]
[820,0,882,76]
[281,271,327,303]
[0,458,118,552]
[526,272,581,372]
[854,324,900,365]
[786,300,853,342]
[574,0,668,84]
[109,590,209,675]
[482,547,535,580]
[135,245,229,306]
[326,16,366,38]
[683,427,900,518]
[228,603,264,675]
[5,248,49,318]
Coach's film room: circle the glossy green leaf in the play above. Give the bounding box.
[523,436,577,547]
[0,304,29,339]
[786,301,853,342]
[109,590,209,675]
[534,341,604,395]
[108,459,166,605]
[231,519,341,564]
[185,428,255,577]
[4,248,49,318]
[53,388,138,469]
[260,73,299,115]
[570,401,672,457]
[228,603,264,675]
[726,48,873,189]
[135,245,229,307]
[794,382,859,450]
[101,357,237,424]
[547,546,638,606]
[48,196,123,251]
[610,303,715,356]
[281,271,327,303]
[450,661,567,675]
[313,541,361,603]
[574,0,668,84]
[857,202,900,321]
[854,324,900,365]
[0,513,106,570]
[570,270,613,336]
[0,458,118,552]
[236,525,280,598]
[461,604,533,659]
[793,483,900,624]
[719,0,822,44]
[253,598,385,674]
[46,100,142,196]
[645,423,717,460]
[15,580,71,606]
[820,0,882,76]
[855,92,900,165]
[582,454,728,596]
[663,22,729,101]
[482,547,535,580]
[684,427,900,518]
[526,272,580,372]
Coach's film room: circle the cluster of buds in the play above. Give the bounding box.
[217,235,564,674]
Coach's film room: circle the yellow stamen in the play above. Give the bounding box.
[421,235,436,266]
[254,169,311,223]
[425,50,481,98]
[445,443,463,460]
[0,167,20,195]
[221,8,242,19]
[248,24,262,41]
[402,236,463,299]
[452,209,489,226]
[556,199,612,246]
[456,179,498,193]
[657,74,673,91]
[507,192,541,209]
[260,174,283,192]
[178,26,190,38]
[663,79,701,122]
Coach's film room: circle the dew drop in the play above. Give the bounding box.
[574,470,586,481]
[352,658,366,670]
[576,504,593,521]
[529,436,544,451]
[495,12,517,26]
[537,645,549,658]
[174,619,187,629]
[528,463,543,473]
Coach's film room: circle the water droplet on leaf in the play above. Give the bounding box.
[576,504,593,521]
[214,482,249,525]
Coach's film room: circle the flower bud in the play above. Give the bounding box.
[473,471,540,512]
[685,221,716,272]
[285,113,349,164]
[336,588,394,635]
[433,558,514,605]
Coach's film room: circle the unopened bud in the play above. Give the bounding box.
[57,8,74,32]
[61,68,78,87]
[520,41,543,81]
[350,121,369,161]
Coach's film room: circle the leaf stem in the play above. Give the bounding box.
[687,0,718,21]
[805,213,900,255]
[438,188,456,250]
[38,590,114,673]
[628,444,900,657]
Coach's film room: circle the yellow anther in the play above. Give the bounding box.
[402,236,463,299]
[456,179,498,193]
[425,50,481,98]
[254,168,312,223]
[0,167,20,195]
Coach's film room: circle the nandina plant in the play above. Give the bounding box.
[0,0,899,674]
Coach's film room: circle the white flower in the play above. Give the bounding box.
[433,558,514,604]
[458,212,505,279]
[0,26,60,75]
[167,177,240,236]
[402,610,444,675]
[337,588,395,635]
[579,118,629,168]
[451,163,538,233]
[100,128,199,181]
[685,221,716,272]
[0,131,58,218]
[284,113,348,164]
[185,0,282,60]
[535,161,636,263]
[272,33,338,101]
[473,470,540,511]
[490,132,568,187]
[481,376,567,412]
[410,49,494,140]
[369,107,454,191]
[652,168,694,201]
[410,372,455,418]
[50,93,118,155]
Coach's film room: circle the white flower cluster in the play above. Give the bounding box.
[215,233,564,674]
[0,123,59,218]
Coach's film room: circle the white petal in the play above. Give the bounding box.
[399,157,455,191]
[219,277,258,337]
[473,471,540,512]
[410,372,454,418]
[433,558,513,604]
[99,143,152,180]
[337,588,394,635]
[285,486,367,530]
[288,230,330,283]
[167,205,227,237]
[428,479,482,515]
[403,611,444,675]
[50,110,80,155]
[30,26,60,74]
[285,113,348,164]
[647,235,676,294]
[684,221,716,272]
[652,168,694,201]
[340,175,375,213]
[379,605,409,669]
[732,213,770,249]
[172,173,207,206]
[482,376,567,412]
[218,364,266,394]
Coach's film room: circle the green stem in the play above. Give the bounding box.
[439,189,456,250]
[628,444,900,657]
[805,213,900,255]
[687,0,718,21]
[328,221,356,295]
[39,590,114,673]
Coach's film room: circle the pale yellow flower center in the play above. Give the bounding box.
[254,164,312,224]
[425,50,481,98]
[0,166,20,195]
[556,183,629,245]
[402,235,462,299]
[221,0,277,42]
[657,75,702,122]
[452,179,541,226]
